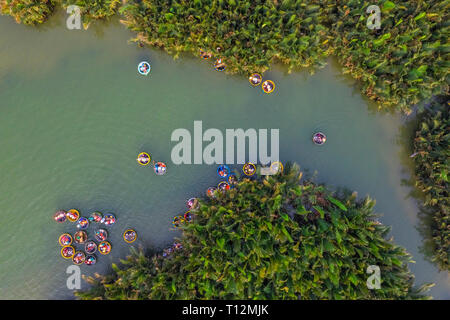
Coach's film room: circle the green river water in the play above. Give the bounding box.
[0,12,448,299]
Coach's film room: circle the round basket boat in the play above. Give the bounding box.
[61,245,75,259]
[199,49,212,60]
[53,210,67,223]
[123,229,137,243]
[138,61,151,76]
[183,211,193,223]
[84,255,96,266]
[312,132,327,145]
[228,174,237,185]
[74,231,88,244]
[101,214,116,226]
[173,242,183,250]
[88,211,103,223]
[243,162,256,176]
[270,161,284,175]
[186,197,199,210]
[137,152,151,166]
[73,251,86,265]
[66,209,80,222]
[214,59,226,71]
[154,162,167,175]
[262,80,275,94]
[162,247,173,258]
[217,165,230,178]
[85,240,97,254]
[94,229,108,242]
[172,215,184,228]
[218,181,230,192]
[98,241,112,255]
[59,233,73,246]
[76,217,89,230]
[206,187,217,198]
[249,73,262,86]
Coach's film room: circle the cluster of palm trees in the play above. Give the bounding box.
[0,0,57,25]
[2,1,447,114]
[412,96,449,271]
[60,0,120,29]
[76,163,432,300]
[0,0,120,27]
[117,0,448,114]
[330,0,449,114]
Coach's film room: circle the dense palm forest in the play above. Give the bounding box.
[75,164,432,299]
[412,96,449,271]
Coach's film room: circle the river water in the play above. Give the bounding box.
[0,12,448,299]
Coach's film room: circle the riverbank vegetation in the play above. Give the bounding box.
[76,164,432,300]
[1,1,448,114]
[412,96,449,271]
[0,0,56,25]
[61,0,120,29]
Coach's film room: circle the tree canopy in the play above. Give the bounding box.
[76,164,432,300]
[413,96,449,271]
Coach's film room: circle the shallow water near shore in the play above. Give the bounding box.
[0,12,448,299]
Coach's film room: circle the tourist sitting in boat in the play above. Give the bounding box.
[214,59,226,71]
[186,197,199,209]
[173,242,183,250]
[137,152,150,166]
[76,217,89,229]
[84,255,96,266]
[73,251,86,265]
[95,229,108,242]
[206,187,217,198]
[183,211,193,223]
[101,214,116,226]
[85,241,97,254]
[270,161,284,175]
[98,241,112,255]
[218,181,230,192]
[74,231,88,244]
[66,209,80,222]
[217,165,230,178]
[154,161,167,175]
[172,215,184,228]
[312,132,327,145]
[88,211,103,223]
[243,162,256,176]
[54,210,67,223]
[138,61,151,76]
[162,246,173,258]
[199,49,212,60]
[123,229,137,243]
[228,174,237,185]
[262,80,275,94]
[61,245,75,259]
[249,73,262,86]
[59,233,73,246]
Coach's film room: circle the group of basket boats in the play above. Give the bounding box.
[199,49,276,94]
[138,50,277,94]
[54,209,137,266]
